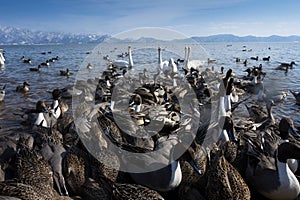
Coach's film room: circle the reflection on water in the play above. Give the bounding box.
[0,42,299,136]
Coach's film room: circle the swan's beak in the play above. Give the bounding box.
[189,160,202,175]
[289,127,300,138]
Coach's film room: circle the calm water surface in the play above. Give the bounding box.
[0,42,299,136]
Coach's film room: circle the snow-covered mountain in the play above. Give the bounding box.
[0,26,108,44]
[1,26,300,44]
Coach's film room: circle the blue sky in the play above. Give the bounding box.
[1,0,300,36]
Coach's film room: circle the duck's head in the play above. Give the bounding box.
[133,94,142,105]
[36,100,48,113]
[244,68,252,76]
[23,81,30,86]
[52,88,61,100]
[291,61,296,66]
[172,142,202,175]
[279,118,300,139]
[278,142,300,163]
[221,66,224,74]
[266,99,275,109]
[225,68,233,78]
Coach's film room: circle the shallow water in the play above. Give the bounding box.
[0,42,299,136]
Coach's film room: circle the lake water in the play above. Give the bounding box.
[0,42,299,136]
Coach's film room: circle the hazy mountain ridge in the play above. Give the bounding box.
[191,34,300,42]
[0,26,300,44]
[0,26,108,44]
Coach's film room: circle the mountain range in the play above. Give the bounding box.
[0,26,300,45]
[0,26,108,45]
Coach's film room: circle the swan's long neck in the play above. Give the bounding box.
[184,46,188,61]
[170,58,178,73]
[184,47,190,69]
[267,105,275,123]
[128,46,133,69]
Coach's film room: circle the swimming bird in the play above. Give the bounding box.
[40,60,50,67]
[276,61,296,70]
[158,47,169,71]
[290,90,300,105]
[0,84,6,101]
[86,63,93,70]
[257,82,287,103]
[111,46,133,69]
[16,82,30,93]
[250,56,258,61]
[29,65,41,72]
[22,58,32,64]
[51,56,59,62]
[262,56,270,61]
[208,58,217,64]
[60,68,71,76]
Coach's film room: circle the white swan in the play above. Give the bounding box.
[183,46,191,70]
[158,47,169,71]
[163,58,178,79]
[112,46,133,69]
[185,47,206,70]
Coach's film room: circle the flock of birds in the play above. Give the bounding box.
[19,54,71,76]
[0,44,299,200]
